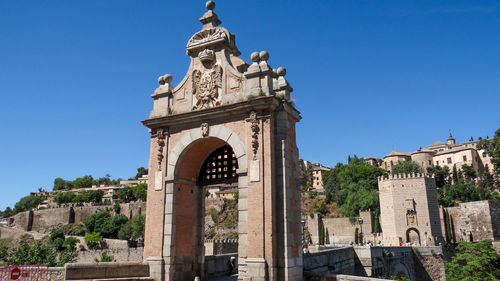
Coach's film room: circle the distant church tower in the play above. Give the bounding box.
[378,174,443,246]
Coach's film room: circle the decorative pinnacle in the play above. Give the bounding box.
[206,0,215,10]
[200,0,221,29]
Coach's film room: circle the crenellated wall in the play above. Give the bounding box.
[378,174,443,246]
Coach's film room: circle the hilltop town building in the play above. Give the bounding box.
[378,174,443,246]
[373,133,493,174]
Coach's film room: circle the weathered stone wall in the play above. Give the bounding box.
[303,247,356,275]
[321,211,373,245]
[11,210,33,231]
[205,239,238,255]
[7,202,147,235]
[76,247,144,263]
[65,262,150,280]
[303,246,445,281]
[119,201,146,219]
[445,200,499,243]
[73,205,110,225]
[31,208,73,233]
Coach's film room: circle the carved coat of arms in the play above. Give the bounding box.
[192,65,223,110]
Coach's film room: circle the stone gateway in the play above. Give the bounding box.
[142,1,303,280]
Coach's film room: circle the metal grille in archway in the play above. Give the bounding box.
[198,145,238,185]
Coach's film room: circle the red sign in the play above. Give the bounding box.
[10,267,21,280]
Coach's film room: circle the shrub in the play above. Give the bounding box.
[132,183,147,201]
[7,241,57,266]
[113,203,121,214]
[95,251,113,263]
[84,232,103,250]
[118,215,145,246]
[63,237,79,251]
[354,228,359,244]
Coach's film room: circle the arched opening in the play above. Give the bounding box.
[406,228,421,245]
[169,137,241,280]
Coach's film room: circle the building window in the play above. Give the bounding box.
[463,155,467,162]
[483,152,487,157]
[447,158,452,164]
[436,161,439,165]
[428,160,432,165]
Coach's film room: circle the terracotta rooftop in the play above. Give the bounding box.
[384,151,411,158]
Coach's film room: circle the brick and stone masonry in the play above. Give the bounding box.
[141,1,303,280]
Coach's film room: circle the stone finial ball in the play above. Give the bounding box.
[277,67,286,76]
[250,52,260,63]
[158,76,165,85]
[163,74,173,84]
[259,50,269,61]
[206,0,215,10]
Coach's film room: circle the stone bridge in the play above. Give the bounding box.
[303,246,445,281]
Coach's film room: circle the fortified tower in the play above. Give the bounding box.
[142,2,303,280]
[378,174,443,246]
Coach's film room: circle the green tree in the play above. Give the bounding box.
[72,175,94,189]
[319,223,325,245]
[85,211,112,234]
[113,203,121,214]
[86,190,104,204]
[132,183,147,201]
[326,159,386,218]
[53,191,76,205]
[53,177,73,191]
[13,195,45,214]
[446,241,500,281]
[478,170,495,191]
[118,187,135,203]
[85,211,128,238]
[7,241,57,267]
[427,165,451,188]
[0,239,8,261]
[391,160,423,175]
[461,164,477,181]
[84,232,103,250]
[478,128,500,188]
[354,228,359,244]
[1,207,14,218]
[314,201,328,218]
[324,169,339,204]
[135,167,149,180]
[299,165,313,191]
[118,215,146,246]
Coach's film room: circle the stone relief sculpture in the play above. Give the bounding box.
[201,123,209,137]
[187,28,227,49]
[192,64,223,110]
[249,111,260,160]
[155,128,167,170]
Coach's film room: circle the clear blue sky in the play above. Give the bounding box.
[1,0,499,210]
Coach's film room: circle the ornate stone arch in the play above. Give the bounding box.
[166,125,248,181]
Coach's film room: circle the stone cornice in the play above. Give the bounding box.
[142,96,297,129]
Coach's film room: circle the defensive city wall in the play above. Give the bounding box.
[6,202,146,233]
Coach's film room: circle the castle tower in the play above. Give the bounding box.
[378,174,443,246]
[142,2,303,280]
